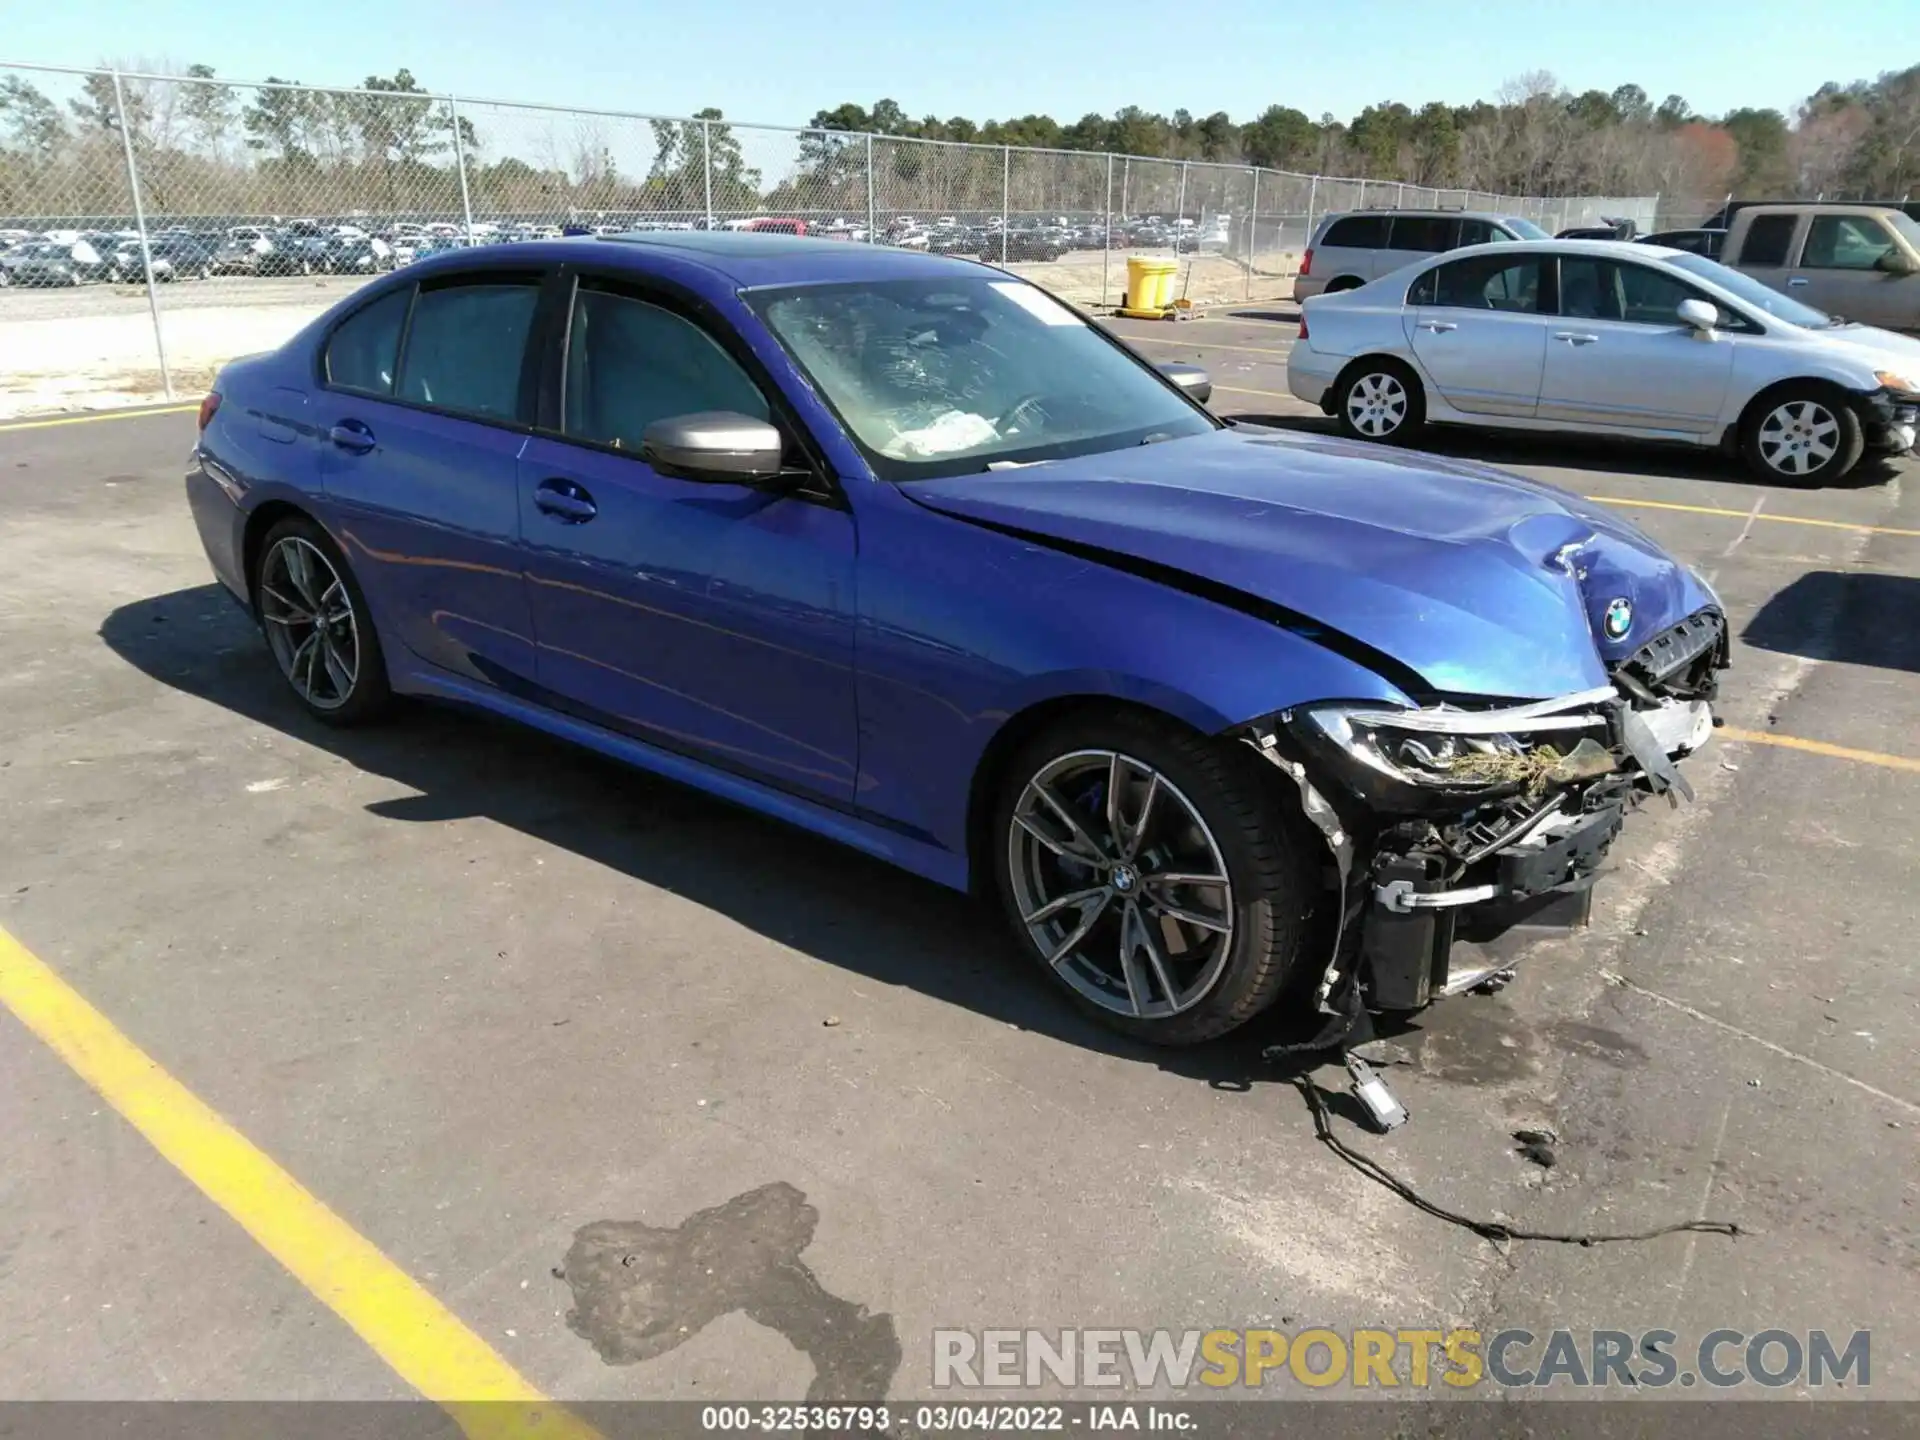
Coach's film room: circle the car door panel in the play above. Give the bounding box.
[1411,312,1548,416]
[1537,258,1734,433]
[514,279,859,805]
[517,443,859,804]
[316,276,542,687]
[1791,213,1919,330]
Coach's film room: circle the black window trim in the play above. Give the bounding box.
[316,264,548,434]
[537,262,845,506]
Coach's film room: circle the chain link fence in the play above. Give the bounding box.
[0,62,1658,410]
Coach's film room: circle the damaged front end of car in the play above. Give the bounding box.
[1244,606,1728,1015]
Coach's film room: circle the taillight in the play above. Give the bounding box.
[1297,312,1309,341]
[197,391,221,431]
[1299,247,1314,277]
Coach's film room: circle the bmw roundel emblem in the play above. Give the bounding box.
[1603,597,1634,640]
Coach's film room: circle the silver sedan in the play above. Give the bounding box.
[1286,239,1920,483]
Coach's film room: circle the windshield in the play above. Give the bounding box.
[1668,253,1834,327]
[747,276,1217,479]
[1501,217,1550,240]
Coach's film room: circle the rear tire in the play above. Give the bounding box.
[252,516,392,727]
[992,709,1320,1046]
[1333,356,1426,445]
[1740,386,1863,485]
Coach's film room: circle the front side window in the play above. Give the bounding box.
[324,286,413,396]
[1740,214,1798,267]
[1428,254,1542,312]
[1499,217,1550,240]
[396,279,540,421]
[1802,214,1897,270]
[1457,218,1496,247]
[563,287,769,452]
[1557,259,1717,326]
[747,275,1215,480]
[1386,215,1456,252]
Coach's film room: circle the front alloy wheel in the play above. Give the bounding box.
[1008,749,1236,1022]
[1745,395,1862,483]
[254,519,391,725]
[994,712,1318,1045]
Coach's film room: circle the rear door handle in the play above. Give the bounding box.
[1418,320,1457,332]
[1554,332,1599,345]
[1787,277,1809,287]
[328,420,375,453]
[534,478,597,523]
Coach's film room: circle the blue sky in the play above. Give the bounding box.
[5,0,1911,126]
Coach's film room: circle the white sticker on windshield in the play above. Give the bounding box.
[991,282,1084,327]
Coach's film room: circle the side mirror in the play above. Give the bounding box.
[1159,362,1213,403]
[1676,297,1720,334]
[1875,248,1918,275]
[641,411,787,483]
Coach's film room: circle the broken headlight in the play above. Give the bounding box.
[1286,691,1616,815]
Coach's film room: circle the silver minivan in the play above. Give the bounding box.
[1293,209,1551,301]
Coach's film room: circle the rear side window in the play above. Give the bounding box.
[563,288,769,452]
[397,280,540,421]
[1428,254,1542,312]
[324,287,412,396]
[1740,214,1798,267]
[1321,214,1387,248]
[1386,215,1456,252]
[1457,218,1496,247]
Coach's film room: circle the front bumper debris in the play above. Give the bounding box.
[1247,608,1727,1013]
[1858,385,1920,455]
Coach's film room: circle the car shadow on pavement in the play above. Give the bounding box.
[1224,411,1906,490]
[1743,570,1920,674]
[101,585,1351,1099]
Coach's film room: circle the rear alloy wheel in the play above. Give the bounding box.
[1335,360,1424,445]
[994,712,1317,1045]
[254,518,391,726]
[1741,390,1863,485]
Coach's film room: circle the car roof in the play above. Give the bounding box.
[405,231,991,287]
[1434,238,1687,261]
[1324,208,1525,222]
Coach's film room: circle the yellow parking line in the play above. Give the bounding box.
[1586,494,1920,539]
[1122,334,1295,358]
[0,403,199,434]
[0,925,597,1440]
[1720,727,1920,774]
[1213,384,1301,401]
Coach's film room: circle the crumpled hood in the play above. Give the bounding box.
[903,426,1716,699]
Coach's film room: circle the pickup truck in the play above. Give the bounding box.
[1714,203,1920,331]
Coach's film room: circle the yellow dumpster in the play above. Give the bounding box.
[1125,256,1179,313]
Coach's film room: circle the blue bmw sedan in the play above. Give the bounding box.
[186,233,1725,1045]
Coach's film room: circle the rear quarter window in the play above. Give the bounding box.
[324,287,413,396]
[1739,214,1798,267]
[1321,214,1387,248]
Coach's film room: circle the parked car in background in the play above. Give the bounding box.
[746,218,809,236]
[998,226,1069,262]
[4,238,109,286]
[1293,209,1551,301]
[317,232,395,274]
[1709,203,1920,331]
[1557,217,1637,241]
[1288,238,1920,483]
[106,232,222,282]
[1639,228,1727,259]
[186,232,1721,1045]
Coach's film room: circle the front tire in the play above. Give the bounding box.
[1333,357,1425,445]
[253,517,392,726]
[1740,387,1863,485]
[992,710,1319,1046]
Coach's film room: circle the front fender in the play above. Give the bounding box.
[852,487,1412,860]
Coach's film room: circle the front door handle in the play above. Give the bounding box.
[1554,332,1599,345]
[1418,320,1457,332]
[328,420,376,453]
[534,478,597,523]
[1787,276,1809,287]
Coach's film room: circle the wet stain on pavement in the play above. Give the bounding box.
[558,1182,901,1401]
[1409,1000,1546,1087]
[1542,1019,1648,1069]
